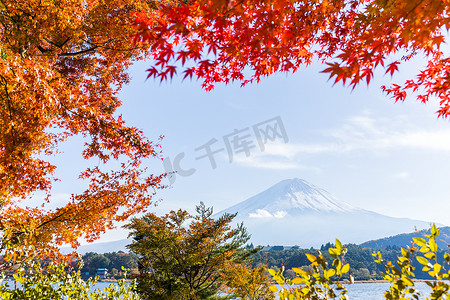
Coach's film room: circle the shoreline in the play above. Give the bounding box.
[271,279,435,285]
[98,278,133,282]
[350,279,434,284]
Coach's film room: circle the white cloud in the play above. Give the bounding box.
[260,113,450,156]
[323,113,450,153]
[393,172,409,179]
[249,209,273,218]
[230,111,450,171]
[394,131,450,151]
[273,211,288,218]
[248,209,288,218]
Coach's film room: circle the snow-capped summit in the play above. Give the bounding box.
[215,178,433,247]
[216,178,357,219]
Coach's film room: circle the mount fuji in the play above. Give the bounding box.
[214,178,433,247]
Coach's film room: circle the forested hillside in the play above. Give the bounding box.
[361,227,450,249]
[79,251,139,278]
[77,228,450,281]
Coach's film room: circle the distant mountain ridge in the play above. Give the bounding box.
[67,178,438,253]
[215,178,434,247]
[361,226,450,249]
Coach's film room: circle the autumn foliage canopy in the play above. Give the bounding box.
[134,0,450,116]
[0,0,167,262]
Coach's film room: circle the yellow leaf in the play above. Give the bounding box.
[326,269,336,277]
[335,238,343,250]
[341,263,350,274]
[416,256,429,265]
[413,237,426,247]
[434,263,442,273]
[291,277,303,284]
[292,267,305,275]
[269,285,278,292]
[424,252,436,260]
[429,239,437,252]
[306,253,317,263]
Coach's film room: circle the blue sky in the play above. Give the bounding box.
[45,58,450,243]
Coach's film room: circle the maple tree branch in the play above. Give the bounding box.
[404,0,426,20]
[43,36,71,50]
[36,45,51,53]
[37,36,139,56]
[195,251,215,287]
[197,266,220,293]
[84,37,148,53]
[59,46,99,57]
[36,35,144,58]
[32,154,147,234]
[96,43,148,52]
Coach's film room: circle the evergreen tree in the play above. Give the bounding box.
[125,202,257,300]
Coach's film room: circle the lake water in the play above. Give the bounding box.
[271,282,433,299]
[273,282,433,299]
[346,282,432,299]
[5,281,434,299]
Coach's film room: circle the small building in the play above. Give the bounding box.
[95,268,108,279]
